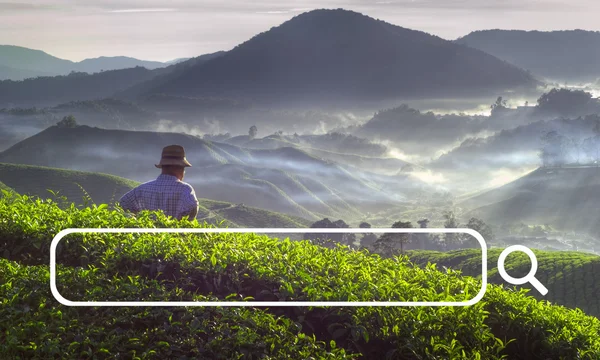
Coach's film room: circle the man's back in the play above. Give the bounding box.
[119,174,199,220]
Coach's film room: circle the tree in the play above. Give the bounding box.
[417,219,430,228]
[304,218,356,249]
[373,221,413,256]
[536,88,596,116]
[249,125,258,140]
[443,211,462,249]
[56,115,78,128]
[490,96,508,116]
[465,217,494,246]
[359,221,378,248]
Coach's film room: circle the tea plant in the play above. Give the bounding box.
[2,192,600,359]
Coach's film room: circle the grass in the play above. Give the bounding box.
[2,191,600,359]
[407,248,600,318]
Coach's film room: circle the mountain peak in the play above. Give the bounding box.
[152,9,536,105]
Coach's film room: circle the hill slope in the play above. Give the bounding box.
[153,9,537,104]
[0,162,310,228]
[0,163,137,205]
[0,67,158,107]
[0,45,73,75]
[0,125,413,219]
[463,167,600,235]
[456,30,600,81]
[408,248,600,317]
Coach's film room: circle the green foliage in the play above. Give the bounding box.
[2,193,600,359]
[0,259,350,359]
[407,248,600,318]
[56,115,78,128]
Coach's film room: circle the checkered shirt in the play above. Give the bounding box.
[119,174,199,220]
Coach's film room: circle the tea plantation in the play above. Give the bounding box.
[2,191,600,359]
[407,249,600,318]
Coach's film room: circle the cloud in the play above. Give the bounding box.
[0,2,59,11]
[108,8,178,13]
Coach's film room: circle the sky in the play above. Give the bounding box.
[0,0,598,62]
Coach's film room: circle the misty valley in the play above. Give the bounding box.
[3,7,600,360]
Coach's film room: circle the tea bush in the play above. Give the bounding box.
[2,191,600,359]
[408,249,600,317]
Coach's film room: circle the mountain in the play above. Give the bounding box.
[456,30,600,81]
[73,56,166,73]
[0,45,73,75]
[0,45,174,80]
[463,167,600,236]
[164,57,192,65]
[116,51,226,100]
[150,9,538,105]
[0,125,418,219]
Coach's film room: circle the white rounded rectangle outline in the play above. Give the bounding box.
[50,228,487,307]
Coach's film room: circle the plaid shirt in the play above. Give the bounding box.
[119,174,199,220]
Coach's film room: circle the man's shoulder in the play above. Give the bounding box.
[178,181,196,193]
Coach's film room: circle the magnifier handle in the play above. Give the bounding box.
[529,277,548,296]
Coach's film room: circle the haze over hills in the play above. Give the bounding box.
[0,125,422,220]
[0,45,174,80]
[456,30,600,82]
[152,9,538,105]
[0,162,310,229]
[464,167,600,237]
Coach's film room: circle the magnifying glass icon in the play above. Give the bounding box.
[497,245,548,296]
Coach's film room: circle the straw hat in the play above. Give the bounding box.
[155,145,192,168]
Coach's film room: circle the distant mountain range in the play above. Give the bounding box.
[0,52,225,107]
[0,10,540,107]
[456,30,600,82]
[146,9,538,104]
[0,45,184,80]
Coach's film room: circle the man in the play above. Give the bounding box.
[119,145,199,220]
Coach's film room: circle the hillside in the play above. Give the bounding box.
[0,162,311,228]
[0,45,73,75]
[0,67,158,107]
[152,9,537,104]
[117,52,226,100]
[2,194,600,358]
[463,167,600,236]
[0,125,413,219]
[0,163,138,205]
[456,30,600,81]
[0,64,53,81]
[408,248,600,317]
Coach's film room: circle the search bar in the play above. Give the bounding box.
[50,227,497,307]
